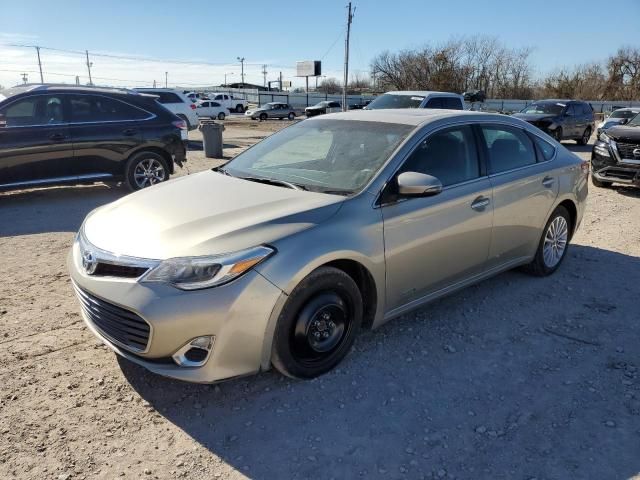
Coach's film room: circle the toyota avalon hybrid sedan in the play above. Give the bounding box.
[69,109,588,383]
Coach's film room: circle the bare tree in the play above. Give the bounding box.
[318,77,342,94]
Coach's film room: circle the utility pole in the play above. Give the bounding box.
[279,71,283,91]
[165,71,168,88]
[237,57,245,86]
[85,50,93,85]
[35,46,44,83]
[342,2,354,111]
[21,72,28,84]
[261,64,268,88]
[153,79,156,88]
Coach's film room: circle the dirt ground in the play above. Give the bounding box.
[1,118,639,480]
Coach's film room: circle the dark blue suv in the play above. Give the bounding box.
[0,85,188,191]
[513,99,595,145]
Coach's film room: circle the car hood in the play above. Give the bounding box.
[83,170,344,259]
[512,113,557,122]
[598,118,625,129]
[605,125,640,142]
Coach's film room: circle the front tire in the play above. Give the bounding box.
[287,112,296,120]
[271,267,363,379]
[125,151,170,191]
[259,113,267,121]
[523,206,571,277]
[577,127,591,145]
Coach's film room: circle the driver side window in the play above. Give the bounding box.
[400,125,480,186]
[0,95,65,127]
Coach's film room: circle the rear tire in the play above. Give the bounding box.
[288,112,296,120]
[235,104,245,113]
[577,127,591,145]
[259,113,267,121]
[271,267,363,379]
[591,173,613,188]
[217,112,226,120]
[124,151,170,191]
[522,205,571,277]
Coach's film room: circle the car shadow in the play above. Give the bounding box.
[187,140,241,151]
[119,244,640,479]
[0,184,125,236]
[563,142,592,154]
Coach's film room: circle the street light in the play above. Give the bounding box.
[237,57,245,86]
[224,72,234,86]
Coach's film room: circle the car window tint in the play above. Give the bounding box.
[70,95,149,122]
[444,97,463,110]
[424,97,444,109]
[211,102,221,107]
[0,95,65,126]
[400,126,480,186]
[565,104,575,116]
[215,95,223,100]
[533,135,556,161]
[481,126,536,173]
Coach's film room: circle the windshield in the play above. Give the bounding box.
[628,114,640,127]
[312,102,330,108]
[222,119,413,194]
[520,102,565,115]
[366,93,425,109]
[610,110,638,119]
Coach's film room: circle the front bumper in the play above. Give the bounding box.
[591,140,640,185]
[68,242,284,383]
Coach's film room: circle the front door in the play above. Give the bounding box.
[478,124,558,267]
[67,94,145,178]
[382,125,493,314]
[0,93,73,186]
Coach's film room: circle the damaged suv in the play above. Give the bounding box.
[592,114,640,188]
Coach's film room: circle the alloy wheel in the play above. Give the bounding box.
[542,216,568,268]
[133,158,166,189]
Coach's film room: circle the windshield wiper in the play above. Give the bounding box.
[213,166,232,176]
[240,175,307,191]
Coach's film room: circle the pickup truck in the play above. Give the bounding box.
[209,93,249,113]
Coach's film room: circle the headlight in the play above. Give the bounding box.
[599,132,610,143]
[142,245,274,290]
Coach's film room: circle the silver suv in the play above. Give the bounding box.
[69,109,588,383]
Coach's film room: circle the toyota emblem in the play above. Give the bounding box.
[82,250,98,275]
[633,148,640,158]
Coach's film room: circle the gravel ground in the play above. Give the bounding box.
[1,120,639,480]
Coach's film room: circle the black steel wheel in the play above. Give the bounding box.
[272,266,363,379]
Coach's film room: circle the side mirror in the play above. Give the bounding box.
[397,172,443,197]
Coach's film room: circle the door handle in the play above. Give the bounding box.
[542,176,555,188]
[49,133,66,141]
[122,128,137,136]
[471,196,490,211]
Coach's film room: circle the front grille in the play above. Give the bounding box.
[602,168,638,181]
[616,141,640,159]
[92,262,149,278]
[74,285,150,352]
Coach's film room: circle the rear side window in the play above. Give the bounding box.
[211,102,221,107]
[532,135,556,161]
[443,97,463,110]
[70,95,149,122]
[0,95,65,126]
[481,126,536,174]
[400,125,480,186]
[143,91,182,104]
[424,97,444,109]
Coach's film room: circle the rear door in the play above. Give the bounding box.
[0,93,73,186]
[563,104,578,138]
[67,94,147,178]
[480,124,558,267]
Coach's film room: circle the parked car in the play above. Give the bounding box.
[349,100,372,110]
[596,107,639,137]
[196,101,230,120]
[591,114,640,188]
[365,91,464,110]
[209,93,248,113]
[0,84,187,191]
[69,109,587,383]
[185,91,209,103]
[135,88,199,130]
[305,101,342,117]
[245,102,297,120]
[512,100,595,145]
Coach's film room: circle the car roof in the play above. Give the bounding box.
[613,107,640,112]
[382,90,463,98]
[315,108,512,126]
[0,84,153,102]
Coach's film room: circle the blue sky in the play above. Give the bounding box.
[0,0,639,88]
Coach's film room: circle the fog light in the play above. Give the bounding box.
[172,336,215,367]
